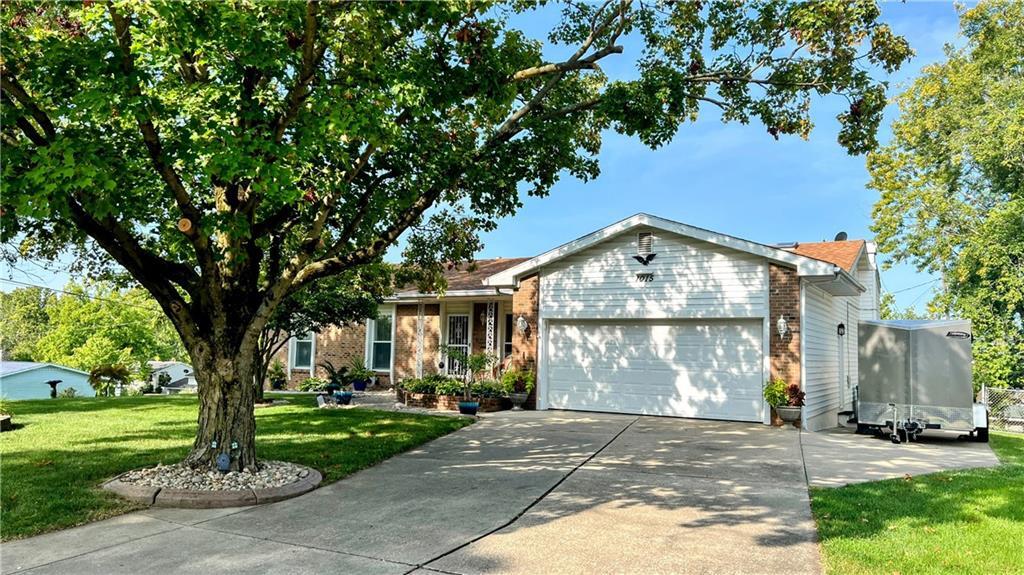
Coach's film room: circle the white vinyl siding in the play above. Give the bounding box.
[545,320,764,421]
[857,260,880,320]
[539,227,768,320]
[802,283,860,431]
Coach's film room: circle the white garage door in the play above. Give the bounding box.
[545,320,764,421]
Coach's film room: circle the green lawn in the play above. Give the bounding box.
[0,394,471,541]
[811,433,1024,575]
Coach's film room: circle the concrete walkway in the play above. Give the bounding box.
[1,411,821,575]
[801,426,1000,488]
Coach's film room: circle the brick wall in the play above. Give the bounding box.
[422,304,441,376]
[511,274,540,408]
[271,321,393,389]
[769,264,801,388]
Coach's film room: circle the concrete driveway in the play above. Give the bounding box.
[1,412,820,575]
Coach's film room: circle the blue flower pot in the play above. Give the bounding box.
[458,401,480,416]
[335,392,353,405]
[352,380,368,392]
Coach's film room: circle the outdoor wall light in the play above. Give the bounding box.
[837,323,846,337]
[516,315,529,334]
[776,315,789,339]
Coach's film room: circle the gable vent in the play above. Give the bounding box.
[637,232,653,255]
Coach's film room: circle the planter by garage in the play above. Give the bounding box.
[775,405,802,424]
[397,390,509,412]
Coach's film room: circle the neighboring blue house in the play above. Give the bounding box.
[0,362,92,399]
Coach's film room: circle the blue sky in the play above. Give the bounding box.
[470,1,965,313]
[2,2,964,312]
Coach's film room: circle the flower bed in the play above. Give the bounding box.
[395,388,510,412]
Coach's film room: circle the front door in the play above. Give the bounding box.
[446,315,470,377]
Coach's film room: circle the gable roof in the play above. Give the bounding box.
[147,360,192,371]
[392,257,529,299]
[483,213,864,294]
[0,361,89,378]
[786,240,865,273]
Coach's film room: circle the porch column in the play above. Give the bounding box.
[485,301,496,354]
[416,303,425,378]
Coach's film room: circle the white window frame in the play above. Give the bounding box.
[365,305,396,374]
[502,311,514,357]
[289,331,315,372]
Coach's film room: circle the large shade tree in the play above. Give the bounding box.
[2,0,911,469]
[869,1,1023,390]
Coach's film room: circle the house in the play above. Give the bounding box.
[147,360,197,394]
[277,213,879,431]
[0,362,92,399]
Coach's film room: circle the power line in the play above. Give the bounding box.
[0,278,160,311]
[887,278,941,295]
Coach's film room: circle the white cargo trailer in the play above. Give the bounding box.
[856,319,988,443]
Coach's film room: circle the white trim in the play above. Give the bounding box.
[537,316,548,410]
[761,261,771,425]
[484,213,851,287]
[799,280,809,430]
[289,331,315,372]
[365,305,396,374]
[389,289,503,301]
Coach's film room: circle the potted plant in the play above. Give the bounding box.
[320,360,352,404]
[348,357,374,391]
[765,378,804,424]
[501,368,535,410]
[268,359,288,390]
[443,347,497,416]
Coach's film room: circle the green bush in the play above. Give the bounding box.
[399,374,459,394]
[59,387,78,398]
[298,377,329,392]
[0,396,13,415]
[472,379,505,398]
[501,369,536,395]
[763,377,787,407]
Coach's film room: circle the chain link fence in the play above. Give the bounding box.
[982,386,1024,433]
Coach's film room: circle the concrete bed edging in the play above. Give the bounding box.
[102,467,323,509]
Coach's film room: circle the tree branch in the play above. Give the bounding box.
[1,74,57,141]
[271,1,328,144]
[511,44,624,81]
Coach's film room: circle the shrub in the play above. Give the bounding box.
[59,387,78,398]
[501,369,536,395]
[763,378,787,407]
[298,377,329,392]
[318,360,349,390]
[472,379,505,398]
[0,396,13,415]
[139,382,155,394]
[268,359,287,390]
[400,374,458,395]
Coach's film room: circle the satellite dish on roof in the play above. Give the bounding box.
[834,231,848,241]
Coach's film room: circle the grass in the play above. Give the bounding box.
[811,433,1024,575]
[0,393,471,541]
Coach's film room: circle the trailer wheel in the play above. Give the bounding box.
[891,434,901,444]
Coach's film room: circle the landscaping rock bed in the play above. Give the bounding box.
[396,388,511,412]
[103,460,322,508]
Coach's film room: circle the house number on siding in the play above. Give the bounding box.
[635,273,654,283]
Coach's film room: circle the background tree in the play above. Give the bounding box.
[253,265,391,401]
[2,0,912,469]
[0,286,52,360]
[32,282,187,373]
[868,1,1023,390]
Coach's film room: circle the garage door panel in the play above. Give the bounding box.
[545,320,764,422]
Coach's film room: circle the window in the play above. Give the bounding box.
[371,313,393,371]
[503,313,513,356]
[292,332,314,370]
[637,232,653,255]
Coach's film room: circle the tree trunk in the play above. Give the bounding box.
[184,343,259,471]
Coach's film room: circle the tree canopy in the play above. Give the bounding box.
[1,282,187,372]
[869,1,1023,389]
[1,0,913,469]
